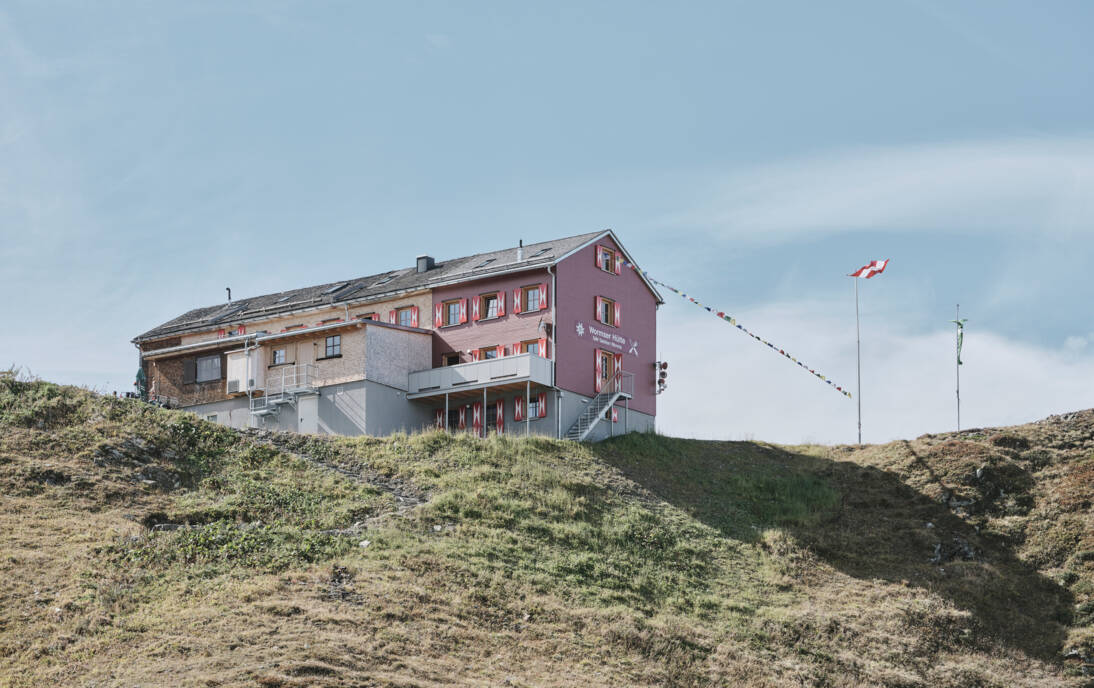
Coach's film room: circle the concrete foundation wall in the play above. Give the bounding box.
[184,396,252,430]
[558,389,655,442]
[187,383,651,442]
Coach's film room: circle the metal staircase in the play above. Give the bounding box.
[250,364,319,418]
[564,371,632,442]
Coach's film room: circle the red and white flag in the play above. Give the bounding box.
[849,259,889,279]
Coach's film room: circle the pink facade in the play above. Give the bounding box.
[428,233,658,419]
[431,268,554,367]
[554,235,658,415]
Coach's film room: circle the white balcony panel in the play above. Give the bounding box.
[407,353,552,398]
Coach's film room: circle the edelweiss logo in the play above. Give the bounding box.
[629,340,639,356]
[575,322,585,337]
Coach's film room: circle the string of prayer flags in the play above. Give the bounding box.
[623,261,853,399]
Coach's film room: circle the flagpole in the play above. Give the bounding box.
[855,276,862,446]
[955,304,961,432]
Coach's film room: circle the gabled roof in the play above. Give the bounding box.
[137,230,664,343]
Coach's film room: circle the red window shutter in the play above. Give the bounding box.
[514,396,523,422]
[538,283,548,310]
[238,325,246,334]
[217,329,226,338]
[614,301,621,327]
[434,303,443,328]
[410,306,419,328]
[512,342,521,356]
[538,392,547,418]
[595,296,603,323]
[472,402,482,430]
[496,400,504,434]
[594,350,603,393]
[471,349,481,362]
[435,409,444,429]
[458,406,466,430]
[614,250,622,275]
[471,297,480,321]
[459,298,468,323]
[388,310,396,324]
[370,313,379,321]
[538,337,548,359]
[595,244,604,269]
[513,288,522,314]
[496,345,504,358]
[497,291,506,317]
[612,407,619,423]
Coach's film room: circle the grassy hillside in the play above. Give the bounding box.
[1,377,1092,686]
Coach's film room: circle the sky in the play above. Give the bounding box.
[2,1,1092,444]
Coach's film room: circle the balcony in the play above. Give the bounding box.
[407,353,552,400]
[250,363,319,416]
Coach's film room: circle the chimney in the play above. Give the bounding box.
[416,255,435,273]
[517,239,523,261]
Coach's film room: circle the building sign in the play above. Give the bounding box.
[576,321,637,355]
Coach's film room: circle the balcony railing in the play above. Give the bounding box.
[407,353,552,397]
[251,364,320,416]
[265,363,319,396]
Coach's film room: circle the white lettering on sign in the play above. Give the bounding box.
[589,325,628,351]
[578,321,639,355]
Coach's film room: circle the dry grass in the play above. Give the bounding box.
[0,379,1091,686]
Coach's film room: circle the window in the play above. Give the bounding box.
[356,312,378,321]
[375,275,396,286]
[324,335,341,357]
[481,346,498,360]
[601,350,614,383]
[522,340,539,356]
[443,353,461,366]
[485,402,498,429]
[272,349,286,365]
[397,308,414,327]
[598,297,616,326]
[530,247,550,258]
[448,408,461,431]
[321,282,348,295]
[483,293,498,319]
[445,301,460,326]
[599,247,616,273]
[196,354,221,383]
[474,258,495,269]
[206,414,217,423]
[524,285,540,312]
[276,295,291,303]
[528,394,541,419]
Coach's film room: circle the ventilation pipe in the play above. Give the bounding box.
[226,287,232,302]
[517,240,523,261]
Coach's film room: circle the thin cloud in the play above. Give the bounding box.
[656,303,1094,444]
[678,138,1094,242]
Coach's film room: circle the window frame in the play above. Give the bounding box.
[397,307,414,327]
[271,348,286,366]
[324,335,341,358]
[527,394,541,419]
[599,247,616,273]
[521,340,539,356]
[481,346,499,360]
[599,296,616,326]
[443,353,461,366]
[444,300,461,327]
[481,292,499,320]
[196,354,221,383]
[523,285,540,312]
